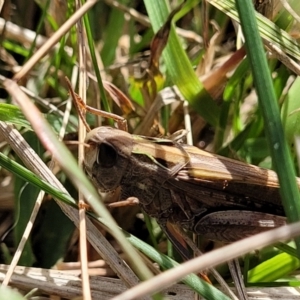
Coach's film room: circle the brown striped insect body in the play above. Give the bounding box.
[84,126,287,244]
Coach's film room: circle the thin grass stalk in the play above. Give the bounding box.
[81,0,110,114]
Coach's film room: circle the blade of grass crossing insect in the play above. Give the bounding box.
[135,246,231,300]
[0,152,165,298]
[143,0,220,126]
[235,0,300,256]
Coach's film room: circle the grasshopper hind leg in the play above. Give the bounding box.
[194,210,286,242]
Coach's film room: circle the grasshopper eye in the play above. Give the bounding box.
[97,143,117,168]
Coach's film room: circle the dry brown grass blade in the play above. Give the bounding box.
[103,81,135,114]
[1,263,299,299]
[202,47,247,99]
[0,264,193,299]
[1,191,43,286]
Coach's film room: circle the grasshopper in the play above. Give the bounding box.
[66,79,292,261]
[84,126,288,247]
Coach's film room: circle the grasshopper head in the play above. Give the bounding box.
[84,127,133,192]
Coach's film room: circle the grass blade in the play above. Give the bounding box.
[235,0,300,256]
[144,0,220,126]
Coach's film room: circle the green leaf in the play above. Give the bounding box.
[248,252,300,282]
[0,104,32,130]
[144,0,220,126]
[282,77,300,149]
[0,286,26,300]
[14,132,41,266]
[32,199,74,268]
[208,0,300,61]
[0,153,77,207]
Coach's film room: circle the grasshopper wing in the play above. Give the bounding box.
[161,144,288,241]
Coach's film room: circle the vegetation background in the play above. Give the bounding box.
[1,0,300,299]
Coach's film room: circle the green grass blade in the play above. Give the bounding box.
[0,153,77,207]
[208,0,300,61]
[81,2,110,114]
[144,0,220,126]
[100,2,126,66]
[235,0,300,256]
[0,104,32,130]
[282,76,300,150]
[0,286,26,300]
[248,252,300,282]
